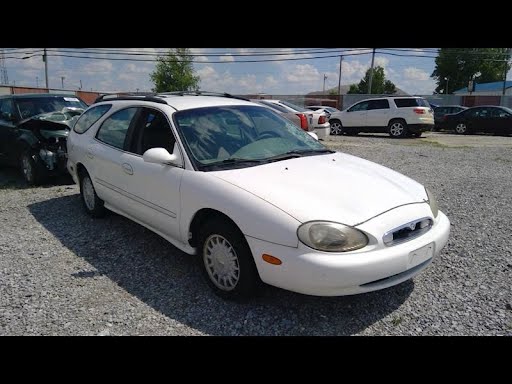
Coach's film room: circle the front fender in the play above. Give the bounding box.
[180,171,300,248]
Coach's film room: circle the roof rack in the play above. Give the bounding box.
[94,93,168,105]
[157,91,249,101]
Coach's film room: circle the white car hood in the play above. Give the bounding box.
[211,152,428,225]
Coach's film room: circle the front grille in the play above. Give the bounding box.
[382,217,433,246]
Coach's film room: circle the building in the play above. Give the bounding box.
[453,81,512,96]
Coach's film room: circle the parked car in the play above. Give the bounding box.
[444,105,512,135]
[306,105,341,118]
[0,93,87,184]
[432,105,467,131]
[262,99,331,140]
[250,99,311,132]
[67,91,450,299]
[328,96,434,138]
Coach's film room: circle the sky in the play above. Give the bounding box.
[2,48,512,95]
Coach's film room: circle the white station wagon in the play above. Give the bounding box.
[67,92,450,299]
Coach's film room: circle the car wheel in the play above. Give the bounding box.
[455,123,468,134]
[80,171,106,218]
[412,132,423,138]
[20,150,47,186]
[198,217,260,300]
[330,119,343,135]
[388,119,408,138]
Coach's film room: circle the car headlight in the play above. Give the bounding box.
[425,188,439,218]
[297,221,368,252]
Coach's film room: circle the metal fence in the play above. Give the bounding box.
[244,94,512,110]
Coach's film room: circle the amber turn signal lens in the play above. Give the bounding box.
[262,254,282,265]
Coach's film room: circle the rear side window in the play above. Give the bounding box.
[394,98,428,108]
[96,107,138,150]
[368,99,390,110]
[74,104,112,134]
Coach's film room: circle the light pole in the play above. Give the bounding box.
[323,74,327,94]
[61,76,65,89]
[444,77,449,95]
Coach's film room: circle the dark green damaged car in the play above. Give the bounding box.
[0,93,87,185]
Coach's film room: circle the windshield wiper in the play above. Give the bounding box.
[265,149,335,163]
[200,157,264,170]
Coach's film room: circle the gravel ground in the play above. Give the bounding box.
[0,133,511,335]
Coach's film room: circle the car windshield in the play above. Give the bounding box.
[174,105,330,171]
[15,96,88,120]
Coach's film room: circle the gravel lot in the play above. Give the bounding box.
[1,132,511,335]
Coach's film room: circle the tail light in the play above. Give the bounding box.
[318,115,327,124]
[413,108,426,114]
[296,113,308,131]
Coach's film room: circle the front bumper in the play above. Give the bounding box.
[246,210,450,296]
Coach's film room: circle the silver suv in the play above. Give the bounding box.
[329,96,434,138]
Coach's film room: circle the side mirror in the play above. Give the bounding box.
[1,112,15,122]
[307,131,319,140]
[143,144,183,167]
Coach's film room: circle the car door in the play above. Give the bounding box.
[343,101,369,127]
[90,107,140,211]
[488,107,510,133]
[118,107,185,240]
[366,99,390,129]
[0,98,18,165]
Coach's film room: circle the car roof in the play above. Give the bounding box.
[159,95,257,110]
[94,93,260,111]
[0,93,77,99]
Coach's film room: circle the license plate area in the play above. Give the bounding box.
[408,242,434,269]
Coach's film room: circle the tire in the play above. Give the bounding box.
[330,119,343,135]
[388,119,408,138]
[454,123,468,135]
[79,171,106,218]
[198,217,260,300]
[20,150,47,186]
[412,132,423,138]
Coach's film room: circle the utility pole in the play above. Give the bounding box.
[61,76,65,89]
[43,48,49,88]
[338,55,343,109]
[502,48,510,96]
[323,74,327,94]
[79,80,82,90]
[368,48,376,94]
[0,49,8,85]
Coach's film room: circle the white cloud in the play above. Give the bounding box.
[195,56,209,62]
[403,67,430,81]
[286,64,321,83]
[220,55,235,62]
[81,60,113,75]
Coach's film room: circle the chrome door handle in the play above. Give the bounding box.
[122,163,133,175]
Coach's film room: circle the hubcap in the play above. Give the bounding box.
[330,122,342,135]
[390,122,404,136]
[456,123,466,133]
[203,234,240,291]
[82,177,96,211]
[21,155,33,182]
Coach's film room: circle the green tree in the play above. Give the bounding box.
[431,48,511,94]
[150,48,200,92]
[347,66,396,94]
